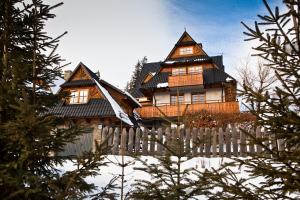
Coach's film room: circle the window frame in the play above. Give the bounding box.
[170,94,184,105]
[69,89,89,104]
[179,47,193,55]
[191,93,205,104]
[188,66,203,74]
[172,67,186,76]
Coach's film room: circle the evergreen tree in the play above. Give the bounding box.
[130,128,212,199]
[202,0,300,199]
[0,1,113,199]
[125,56,147,94]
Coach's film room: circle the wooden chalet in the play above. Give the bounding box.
[50,62,141,154]
[51,62,141,127]
[132,31,239,126]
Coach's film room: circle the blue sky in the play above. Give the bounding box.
[47,0,280,88]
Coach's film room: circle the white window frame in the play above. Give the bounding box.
[192,93,205,104]
[79,90,89,103]
[172,67,186,76]
[188,66,203,74]
[179,47,193,55]
[69,89,89,104]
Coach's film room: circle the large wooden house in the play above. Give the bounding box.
[132,31,239,126]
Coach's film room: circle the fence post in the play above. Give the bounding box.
[205,128,211,157]
[212,128,217,157]
[165,127,171,156]
[108,127,114,147]
[185,128,191,156]
[101,127,108,146]
[218,127,224,157]
[135,128,141,154]
[192,128,198,156]
[256,127,262,153]
[119,128,127,155]
[240,128,246,157]
[112,127,120,154]
[225,125,231,157]
[232,125,238,157]
[249,129,255,154]
[199,128,204,157]
[157,128,163,155]
[128,128,134,154]
[142,128,148,155]
[150,127,156,155]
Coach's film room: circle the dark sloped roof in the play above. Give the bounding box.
[164,55,211,63]
[141,72,168,89]
[60,79,95,88]
[203,68,235,84]
[211,55,224,71]
[131,62,161,98]
[50,98,115,118]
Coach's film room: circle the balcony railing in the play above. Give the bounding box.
[136,101,240,118]
[168,73,203,87]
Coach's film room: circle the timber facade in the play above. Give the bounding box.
[51,62,141,128]
[132,31,239,126]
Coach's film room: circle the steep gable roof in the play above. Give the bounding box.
[54,62,140,126]
[165,31,208,61]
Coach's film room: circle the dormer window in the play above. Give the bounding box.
[179,47,193,55]
[70,89,89,104]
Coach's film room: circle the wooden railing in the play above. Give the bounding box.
[62,125,283,158]
[136,101,239,118]
[168,74,203,87]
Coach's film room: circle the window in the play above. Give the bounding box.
[172,67,186,76]
[79,90,88,103]
[171,95,184,105]
[192,93,205,104]
[188,66,203,74]
[179,47,193,55]
[70,90,78,104]
[69,89,89,104]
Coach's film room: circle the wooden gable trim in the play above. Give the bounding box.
[165,31,208,60]
[142,72,155,84]
[66,62,95,82]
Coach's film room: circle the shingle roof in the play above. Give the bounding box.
[60,79,95,88]
[49,99,115,118]
[164,55,211,63]
[203,68,235,84]
[131,62,161,98]
[141,72,168,89]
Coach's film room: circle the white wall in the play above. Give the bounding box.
[206,88,223,103]
[184,92,191,103]
[153,92,170,105]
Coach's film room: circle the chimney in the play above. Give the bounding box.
[64,70,72,80]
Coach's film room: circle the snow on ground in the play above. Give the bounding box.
[57,156,265,199]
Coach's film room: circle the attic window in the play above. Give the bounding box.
[70,89,89,104]
[179,47,193,55]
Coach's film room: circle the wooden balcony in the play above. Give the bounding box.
[136,101,239,118]
[168,74,203,87]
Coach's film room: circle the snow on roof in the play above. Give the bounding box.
[125,91,142,107]
[164,60,176,64]
[94,79,133,126]
[226,77,233,82]
[157,82,168,88]
[150,72,156,76]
